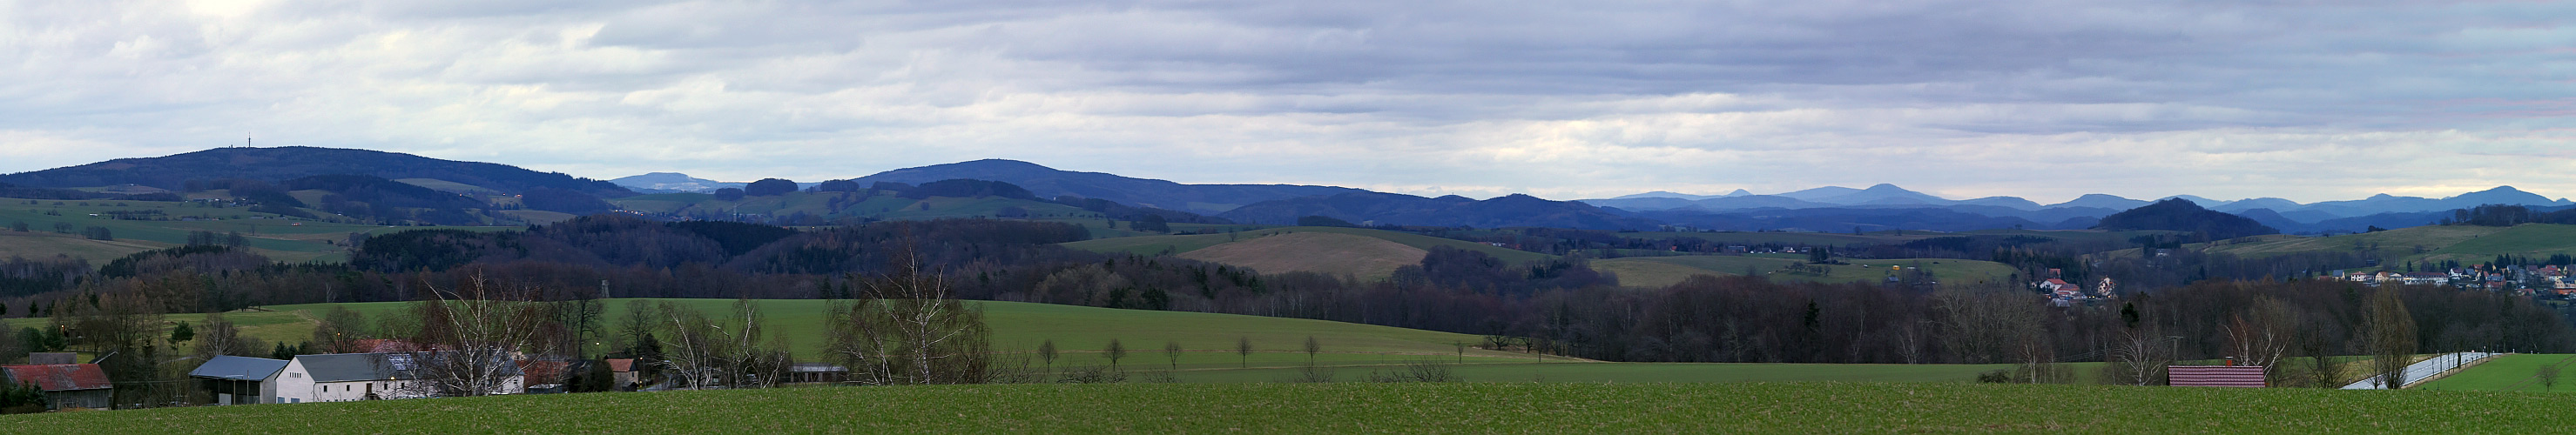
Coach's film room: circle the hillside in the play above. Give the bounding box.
[0,197,509,264]
[611,190,1104,224]
[12,382,2570,432]
[849,159,1366,215]
[0,146,632,197]
[2189,224,2576,269]
[2094,198,2277,239]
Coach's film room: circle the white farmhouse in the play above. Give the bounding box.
[275,352,524,403]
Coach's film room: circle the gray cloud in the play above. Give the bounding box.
[0,0,2570,204]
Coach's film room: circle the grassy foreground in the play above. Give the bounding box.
[7,382,2563,432]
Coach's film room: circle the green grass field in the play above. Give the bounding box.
[8,382,2565,432]
[5,299,1532,365]
[2415,354,2576,392]
[2193,224,2576,271]
[3,298,2106,385]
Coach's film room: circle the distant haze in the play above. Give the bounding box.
[1,1,2569,204]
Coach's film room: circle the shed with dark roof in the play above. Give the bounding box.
[188,355,290,405]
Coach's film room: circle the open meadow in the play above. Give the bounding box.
[4,298,2085,384]
[2415,354,2576,392]
[3,382,2563,432]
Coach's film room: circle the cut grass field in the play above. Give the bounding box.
[2416,353,2576,392]
[1177,232,1428,281]
[9,382,2566,432]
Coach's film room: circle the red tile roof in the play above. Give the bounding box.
[607,358,635,372]
[516,360,570,383]
[2,364,112,392]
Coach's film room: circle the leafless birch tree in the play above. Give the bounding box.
[826,244,993,385]
[403,271,554,398]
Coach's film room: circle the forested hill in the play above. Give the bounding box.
[1217,191,1663,231]
[848,159,1366,215]
[0,146,634,197]
[2094,198,2278,240]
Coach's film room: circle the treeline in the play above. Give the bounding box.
[5,216,2571,373]
[2442,204,2576,227]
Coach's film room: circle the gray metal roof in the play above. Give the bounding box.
[294,352,523,383]
[297,352,422,380]
[188,355,289,381]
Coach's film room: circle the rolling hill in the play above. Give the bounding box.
[0,146,633,197]
[2188,223,2576,270]
[0,197,508,264]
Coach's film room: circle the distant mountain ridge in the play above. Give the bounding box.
[1218,191,1662,231]
[611,172,743,193]
[0,146,634,197]
[846,159,1369,216]
[1580,184,2572,231]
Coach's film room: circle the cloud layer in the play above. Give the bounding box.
[2,0,2570,203]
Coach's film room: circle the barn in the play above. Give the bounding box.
[1,364,115,410]
[188,355,291,405]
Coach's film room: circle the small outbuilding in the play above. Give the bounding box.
[607,358,638,389]
[188,355,291,405]
[1,364,115,410]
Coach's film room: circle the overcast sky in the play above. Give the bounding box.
[3,1,2571,204]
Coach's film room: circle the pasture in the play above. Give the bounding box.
[6,382,2564,432]
[2415,354,2576,392]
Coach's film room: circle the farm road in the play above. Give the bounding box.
[2343,351,2498,390]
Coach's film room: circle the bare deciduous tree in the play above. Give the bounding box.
[1037,338,1058,374]
[1103,338,1127,369]
[1236,337,1253,368]
[2223,296,2297,385]
[191,312,265,359]
[1304,336,1321,365]
[2366,288,2418,388]
[1163,341,1183,371]
[826,243,994,385]
[2105,328,2171,386]
[312,306,368,353]
[404,271,554,398]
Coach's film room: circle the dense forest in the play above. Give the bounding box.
[5,215,2569,379]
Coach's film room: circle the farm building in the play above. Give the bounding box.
[27,352,75,365]
[609,358,637,388]
[1,364,114,410]
[785,363,849,384]
[277,352,525,403]
[608,358,638,390]
[188,355,290,405]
